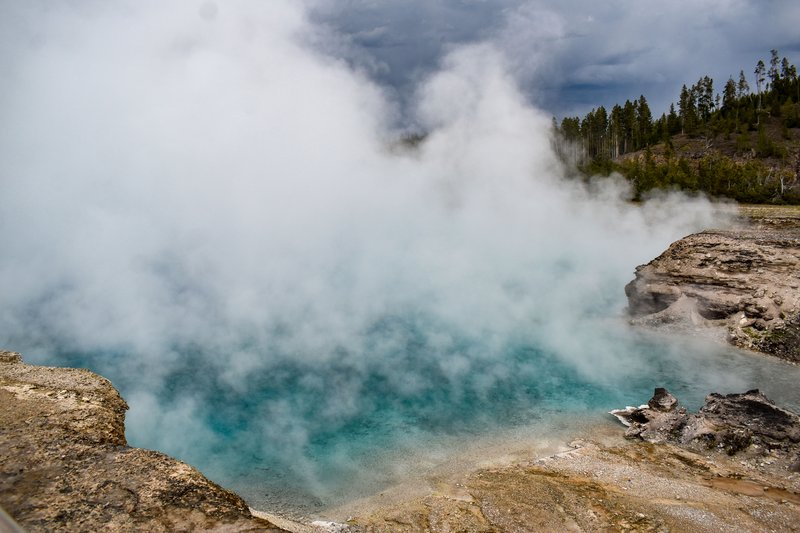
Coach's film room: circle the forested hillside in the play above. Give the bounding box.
[553,49,800,203]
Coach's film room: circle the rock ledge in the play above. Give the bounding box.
[0,350,287,532]
[625,208,800,361]
[611,387,800,468]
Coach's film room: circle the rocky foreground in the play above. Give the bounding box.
[0,350,287,532]
[625,205,800,361]
[338,388,800,532]
[4,346,800,531]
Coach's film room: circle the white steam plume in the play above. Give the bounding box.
[0,0,728,508]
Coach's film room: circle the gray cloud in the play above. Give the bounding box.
[310,0,800,118]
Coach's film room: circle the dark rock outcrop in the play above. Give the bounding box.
[611,388,800,462]
[0,350,287,532]
[625,208,800,361]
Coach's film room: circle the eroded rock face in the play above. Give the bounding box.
[0,350,286,532]
[611,387,800,462]
[625,210,800,361]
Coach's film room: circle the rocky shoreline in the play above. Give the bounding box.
[625,205,800,361]
[0,350,287,532]
[4,347,799,531]
[343,388,800,532]
[6,344,800,533]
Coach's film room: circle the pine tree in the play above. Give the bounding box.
[678,85,698,135]
[667,103,680,135]
[781,57,792,78]
[622,99,636,152]
[768,49,780,90]
[557,116,583,164]
[594,105,609,159]
[754,59,766,124]
[693,76,714,122]
[780,57,792,96]
[779,58,798,103]
[610,104,623,158]
[723,77,736,109]
[721,76,738,127]
[636,95,653,147]
[737,70,750,98]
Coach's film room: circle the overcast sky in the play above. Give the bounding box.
[309,0,800,121]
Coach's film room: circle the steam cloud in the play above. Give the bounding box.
[1,0,734,510]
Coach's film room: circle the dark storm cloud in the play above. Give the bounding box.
[310,0,800,118]
[307,0,518,106]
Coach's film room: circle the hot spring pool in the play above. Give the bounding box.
[32,320,800,517]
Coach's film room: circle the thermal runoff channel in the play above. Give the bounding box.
[3,1,800,515]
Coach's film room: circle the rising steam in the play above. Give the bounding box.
[1,0,729,510]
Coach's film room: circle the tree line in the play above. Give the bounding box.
[553,49,800,203]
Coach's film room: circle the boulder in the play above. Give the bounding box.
[611,387,800,461]
[648,387,679,411]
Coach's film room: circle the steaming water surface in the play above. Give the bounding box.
[42,324,800,517]
[5,1,800,520]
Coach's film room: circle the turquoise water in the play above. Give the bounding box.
[38,318,800,516]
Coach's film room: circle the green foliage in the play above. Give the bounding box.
[611,153,790,204]
[551,48,800,204]
[755,125,786,158]
[663,137,675,159]
[723,77,737,110]
[783,99,800,128]
[735,125,751,154]
[583,156,614,176]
